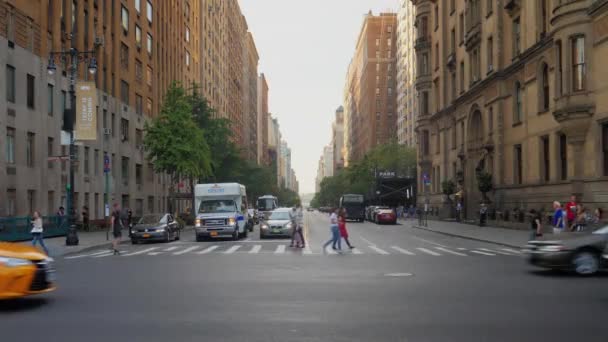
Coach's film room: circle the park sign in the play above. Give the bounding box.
[75,82,97,140]
[378,170,397,179]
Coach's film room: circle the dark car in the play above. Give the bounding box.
[375,208,397,225]
[131,213,182,244]
[524,225,608,275]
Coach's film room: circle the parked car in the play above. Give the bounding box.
[131,213,182,244]
[260,208,294,239]
[524,224,608,275]
[375,208,397,225]
[368,206,390,222]
[0,242,56,300]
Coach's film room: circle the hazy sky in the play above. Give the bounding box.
[239,0,398,194]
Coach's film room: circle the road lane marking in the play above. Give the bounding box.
[249,245,262,254]
[303,245,313,255]
[369,246,390,255]
[391,246,415,255]
[173,246,200,255]
[93,251,115,258]
[122,247,158,256]
[478,248,512,256]
[324,246,337,255]
[351,248,363,255]
[148,252,164,255]
[435,247,467,256]
[196,245,219,254]
[359,236,376,245]
[470,250,495,256]
[274,245,286,254]
[501,248,522,254]
[65,250,112,259]
[416,248,441,256]
[163,246,179,252]
[223,245,241,254]
[411,237,448,248]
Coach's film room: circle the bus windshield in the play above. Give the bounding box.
[341,195,364,204]
[257,198,276,211]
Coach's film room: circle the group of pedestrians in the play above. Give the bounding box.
[529,195,603,240]
[396,205,416,220]
[322,208,355,253]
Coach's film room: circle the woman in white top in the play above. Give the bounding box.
[31,211,49,255]
[322,208,342,252]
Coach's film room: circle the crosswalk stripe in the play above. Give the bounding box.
[471,250,495,256]
[351,248,363,255]
[435,247,467,256]
[163,246,179,252]
[122,247,158,256]
[93,251,116,258]
[368,246,390,255]
[274,245,286,254]
[196,245,219,254]
[324,246,337,255]
[391,246,414,255]
[224,245,241,254]
[303,246,313,255]
[148,252,164,256]
[65,250,111,259]
[249,245,262,254]
[500,248,522,254]
[417,248,441,256]
[173,246,200,255]
[478,248,512,256]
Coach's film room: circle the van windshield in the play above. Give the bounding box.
[199,200,237,213]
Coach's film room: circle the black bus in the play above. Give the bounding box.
[339,194,365,222]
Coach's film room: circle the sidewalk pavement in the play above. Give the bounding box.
[408,219,554,248]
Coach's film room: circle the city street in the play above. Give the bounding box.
[2,212,607,342]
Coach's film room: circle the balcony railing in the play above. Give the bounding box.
[414,36,431,51]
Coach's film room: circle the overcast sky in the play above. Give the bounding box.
[239,0,398,195]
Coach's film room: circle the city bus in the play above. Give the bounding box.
[256,195,278,220]
[339,194,365,222]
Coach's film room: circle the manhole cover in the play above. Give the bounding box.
[384,272,413,277]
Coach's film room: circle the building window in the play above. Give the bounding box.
[422,131,430,155]
[451,124,457,149]
[6,128,15,164]
[603,123,608,176]
[135,94,143,115]
[514,144,523,184]
[120,118,129,141]
[146,0,153,23]
[135,59,143,82]
[94,149,99,176]
[421,17,428,37]
[556,40,563,96]
[460,61,465,93]
[186,50,190,67]
[136,129,143,147]
[111,113,116,137]
[388,87,393,97]
[540,63,550,112]
[434,6,439,30]
[376,88,380,96]
[47,137,54,169]
[27,132,35,167]
[540,0,548,37]
[559,134,568,180]
[541,135,550,182]
[488,107,494,133]
[135,25,142,48]
[84,146,90,174]
[435,43,439,70]
[120,43,129,69]
[460,121,465,148]
[146,33,153,55]
[514,81,522,124]
[146,66,153,87]
[120,80,129,104]
[451,28,455,54]
[146,98,153,116]
[421,92,429,115]
[27,74,35,109]
[513,17,521,57]
[572,36,586,91]
[451,72,456,102]
[487,37,493,72]
[122,157,130,185]
[47,84,54,116]
[148,196,154,213]
[450,0,455,14]
[459,13,464,43]
[376,63,380,72]
[121,5,129,32]
[6,65,15,103]
[135,0,141,14]
[6,189,16,216]
[27,190,36,215]
[136,164,143,187]
[486,0,493,16]
[421,53,429,74]
[186,26,190,42]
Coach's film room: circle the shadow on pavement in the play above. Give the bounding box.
[528,269,608,278]
[0,297,50,312]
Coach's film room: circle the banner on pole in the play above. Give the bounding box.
[75,82,97,140]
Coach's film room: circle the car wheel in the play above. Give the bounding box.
[196,234,203,242]
[260,233,265,239]
[573,250,600,275]
[233,229,239,241]
[164,232,171,243]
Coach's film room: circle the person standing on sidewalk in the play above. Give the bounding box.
[82,206,89,231]
[338,208,355,249]
[529,209,542,241]
[565,195,577,231]
[552,201,565,234]
[456,201,462,223]
[31,211,49,255]
[323,208,341,252]
[110,203,123,255]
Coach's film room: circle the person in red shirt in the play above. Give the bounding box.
[565,195,577,231]
[338,208,355,249]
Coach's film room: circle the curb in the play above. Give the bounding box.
[411,224,523,249]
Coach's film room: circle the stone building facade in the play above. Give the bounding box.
[412,0,608,220]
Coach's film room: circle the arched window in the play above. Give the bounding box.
[541,63,550,111]
[514,82,522,123]
[488,106,494,133]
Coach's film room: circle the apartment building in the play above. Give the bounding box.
[243,31,259,162]
[397,0,417,147]
[332,106,344,171]
[343,11,398,163]
[258,73,269,165]
[412,0,608,219]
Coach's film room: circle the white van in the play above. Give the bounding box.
[194,183,249,241]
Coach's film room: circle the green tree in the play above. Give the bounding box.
[442,180,456,202]
[144,82,212,212]
[477,171,493,203]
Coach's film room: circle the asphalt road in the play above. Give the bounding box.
[2,211,607,342]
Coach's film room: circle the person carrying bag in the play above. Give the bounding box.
[31,211,49,255]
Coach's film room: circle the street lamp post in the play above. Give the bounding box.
[47,46,97,246]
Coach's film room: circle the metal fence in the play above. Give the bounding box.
[0,216,68,242]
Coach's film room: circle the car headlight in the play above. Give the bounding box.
[538,245,567,252]
[195,219,201,227]
[286,223,293,229]
[261,224,269,230]
[156,228,166,232]
[0,256,32,267]
[228,218,237,226]
[131,230,136,234]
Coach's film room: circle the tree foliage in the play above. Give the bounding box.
[477,171,493,200]
[442,179,456,201]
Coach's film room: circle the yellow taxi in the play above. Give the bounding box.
[0,242,56,300]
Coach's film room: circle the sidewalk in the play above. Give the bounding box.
[409,219,552,248]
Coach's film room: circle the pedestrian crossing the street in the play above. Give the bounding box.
[63,243,524,260]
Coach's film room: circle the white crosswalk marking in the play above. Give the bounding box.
[163,246,179,252]
[122,247,158,256]
[471,250,495,256]
[351,248,363,255]
[224,245,241,254]
[173,246,200,255]
[478,248,512,256]
[65,250,112,259]
[417,248,441,256]
[249,245,262,254]
[369,246,390,255]
[500,248,522,255]
[303,245,313,255]
[391,246,414,255]
[196,245,219,254]
[148,252,164,255]
[324,246,337,255]
[435,247,467,256]
[93,251,116,258]
[274,245,286,254]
